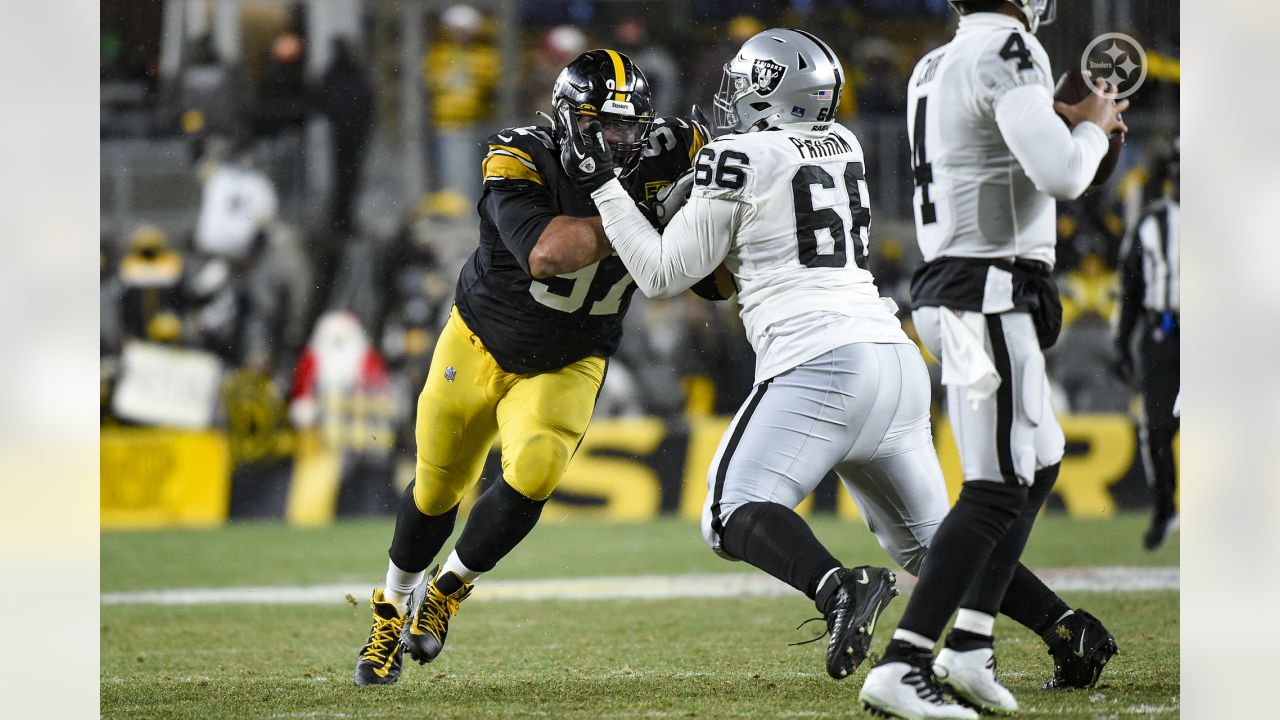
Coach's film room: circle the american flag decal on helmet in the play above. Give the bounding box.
[816,89,832,100]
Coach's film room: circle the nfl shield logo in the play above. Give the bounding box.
[751,59,787,97]
[444,366,456,382]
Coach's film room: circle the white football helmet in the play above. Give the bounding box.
[712,27,845,134]
[949,0,1057,34]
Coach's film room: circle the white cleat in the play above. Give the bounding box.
[933,646,1018,715]
[860,660,978,720]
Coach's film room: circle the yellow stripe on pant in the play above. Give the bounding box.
[412,307,606,515]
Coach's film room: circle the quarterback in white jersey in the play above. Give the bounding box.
[864,3,1129,719]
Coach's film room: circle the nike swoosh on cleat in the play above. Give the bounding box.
[1075,629,1087,658]
[857,570,870,584]
[499,134,513,141]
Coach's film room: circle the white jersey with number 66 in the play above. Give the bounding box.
[592,121,910,384]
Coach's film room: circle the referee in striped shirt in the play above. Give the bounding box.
[1114,139,1180,551]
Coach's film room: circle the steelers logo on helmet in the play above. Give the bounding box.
[751,58,787,96]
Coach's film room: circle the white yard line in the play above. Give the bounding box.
[101,566,1177,606]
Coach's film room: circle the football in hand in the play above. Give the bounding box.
[1054,68,1124,187]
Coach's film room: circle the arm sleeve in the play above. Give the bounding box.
[482,185,557,276]
[1113,215,1148,352]
[994,83,1110,200]
[591,177,736,299]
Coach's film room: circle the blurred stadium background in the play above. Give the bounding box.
[100,0,1179,530]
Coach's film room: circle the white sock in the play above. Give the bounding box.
[892,629,936,651]
[383,560,424,615]
[954,609,996,637]
[441,550,483,584]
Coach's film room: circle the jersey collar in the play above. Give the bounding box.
[957,13,1026,34]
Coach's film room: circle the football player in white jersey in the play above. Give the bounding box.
[565,27,1117,703]
[861,2,1130,717]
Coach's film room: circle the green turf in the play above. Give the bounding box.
[101,515,1179,718]
[101,513,1178,592]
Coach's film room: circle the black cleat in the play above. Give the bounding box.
[1043,609,1119,689]
[824,566,898,680]
[401,565,473,664]
[354,589,406,686]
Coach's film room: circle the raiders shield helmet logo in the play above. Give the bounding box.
[751,59,786,97]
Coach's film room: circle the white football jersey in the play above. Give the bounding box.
[906,14,1059,266]
[689,123,910,383]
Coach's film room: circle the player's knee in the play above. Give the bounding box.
[505,430,572,501]
[956,481,1029,528]
[893,542,929,576]
[701,500,741,561]
[412,466,468,516]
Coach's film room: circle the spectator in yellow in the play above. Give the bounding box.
[423,4,499,207]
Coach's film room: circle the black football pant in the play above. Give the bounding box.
[1139,324,1180,521]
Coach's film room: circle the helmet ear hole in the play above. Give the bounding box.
[749,102,772,111]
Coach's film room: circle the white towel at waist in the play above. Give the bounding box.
[939,307,1001,409]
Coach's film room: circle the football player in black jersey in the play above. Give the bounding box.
[354,49,713,685]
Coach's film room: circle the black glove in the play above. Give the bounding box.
[690,104,713,139]
[562,120,616,193]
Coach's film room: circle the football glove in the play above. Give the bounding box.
[652,168,695,227]
[563,119,616,193]
[689,104,713,140]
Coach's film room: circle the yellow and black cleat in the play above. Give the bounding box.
[401,565,473,664]
[354,589,406,686]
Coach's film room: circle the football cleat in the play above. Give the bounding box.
[353,589,406,686]
[934,646,1018,715]
[1043,609,1119,689]
[400,565,473,664]
[825,566,899,680]
[860,649,978,720]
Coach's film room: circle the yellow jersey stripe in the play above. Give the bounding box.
[482,154,544,186]
[604,49,627,102]
[488,143,534,163]
[687,125,707,162]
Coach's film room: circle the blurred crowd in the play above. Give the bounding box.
[100,1,1180,466]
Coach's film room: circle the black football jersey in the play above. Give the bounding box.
[453,118,708,373]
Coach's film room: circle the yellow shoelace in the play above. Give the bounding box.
[415,584,470,639]
[362,613,404,663]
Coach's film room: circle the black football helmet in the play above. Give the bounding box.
[550,49,655,178]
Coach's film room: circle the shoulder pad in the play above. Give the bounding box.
[484,126,555,187]
[978,28,1052,97]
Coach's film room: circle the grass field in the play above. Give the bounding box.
[101,514,1178,718]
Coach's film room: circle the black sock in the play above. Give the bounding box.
[998,464,1071,638]
[945,628,994,651]
[896,482,1026,641]
[1002,564,1072,639]
[881,638,930,664]
[721,502,841,604]
[388,479,459,573]
[963,463,1060,616]
[452,478,546,574]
